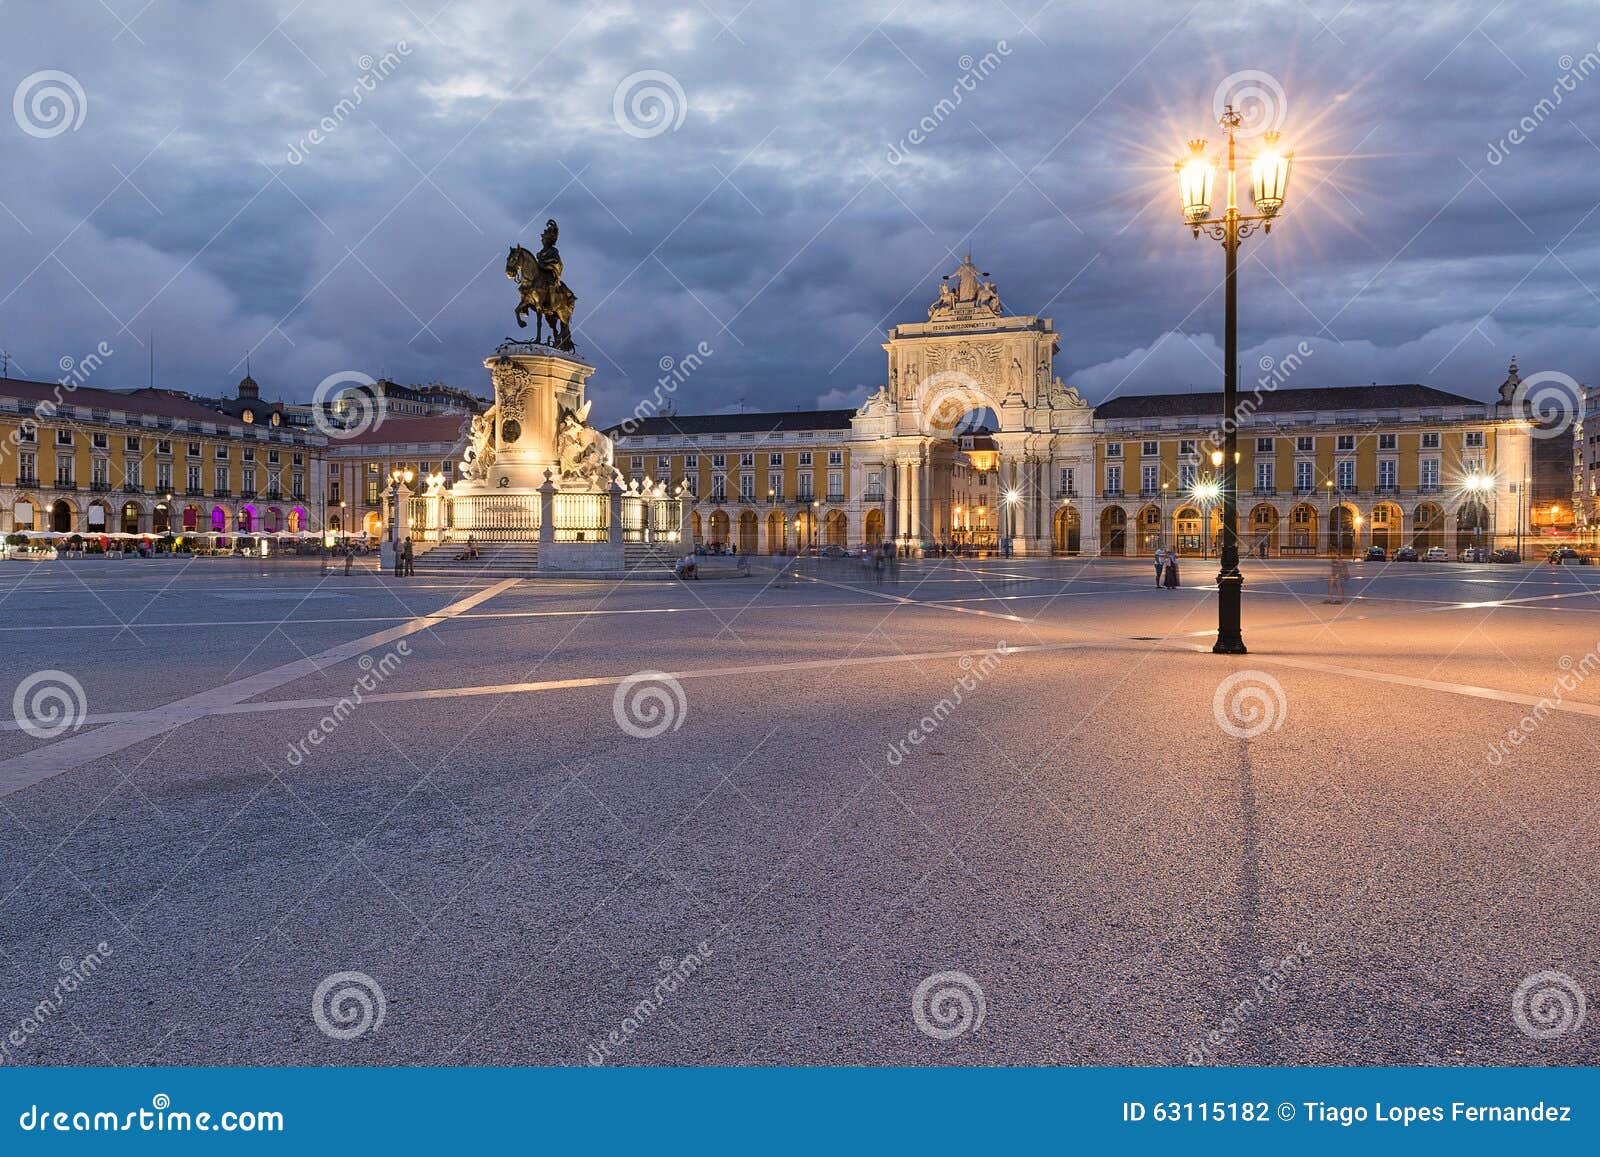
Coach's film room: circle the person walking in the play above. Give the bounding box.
[1153,548,1166,588]
[1162,549,1180,589]
[1324,553,1347,603]
[402,535,415,577]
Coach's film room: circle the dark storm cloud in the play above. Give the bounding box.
[0,1,1596,421]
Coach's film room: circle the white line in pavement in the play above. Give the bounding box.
[0,578,522,797]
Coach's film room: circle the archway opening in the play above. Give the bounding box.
[1135,504,1162,555]
[708,510,730,550]
[737,510,758,554]
[50,500,73,533]
[767,509,789,553]
[121,502,141,535]
[1248,503,1280,558]
[1099,506,1127,556]
[1053,505,1080,555]
[824,509,847,548]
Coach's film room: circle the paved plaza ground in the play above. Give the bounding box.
[0,553,1596,1066]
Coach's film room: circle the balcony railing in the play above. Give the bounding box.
[863,489,885,502]
[1102,489,1123,499]
[1252,487,1278,497]
[214,489,232,498]
[17,475,38,487]
[186,487,204,497]
[90,481,112,493]
[54,480,78,490]
[1053,489,1077,500]
[240,490,256,499]
[826,492,845,503]
[122,484,143,494]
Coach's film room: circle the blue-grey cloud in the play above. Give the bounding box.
[0,1,1595,423]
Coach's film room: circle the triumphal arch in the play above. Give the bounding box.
[848,254,1094,553]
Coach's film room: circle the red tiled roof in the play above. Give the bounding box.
[337,414,469,447]
[0,377,237,424]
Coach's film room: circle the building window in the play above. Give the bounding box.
[187,465,201,491]
[1464,430,1485,448]
[1058,467,1075,495]
[1255,460,1274,491]
[157,440,172,455]
[124,461,141,489]
[1378,459,1397,490]
[684,455,698,470]
[657,455,670,471]
[1296,435,1315,452]
[92,432,109,449]
[1180,439,1197,456]
[1295,460,1314,491]
[1421,432,1440,449]
[1256,437,1274,453]
[215,466,229,493]
[1105,464,1122,494]
[55,456,74,484]
[1336,434,1355,451]
[827,470,843,499]
[710,475,727,502]
[56,429,73,446]
[1335,460,1355,490]
[216,446,229,459]
[157,463,172,491]
[768,452,783,467]
[1106,442,1122,458]
[1378,433,1397,450]
[1179,463,1197,489]
[1141,464,1159,493]
[827,451,843,466]
[126,436,141,451]
[630,456,643,470]
[740,453,754,467]
[188,441,201,456]
[1420,458,1440,489]
[797,471,813,498]
[711,454,726,469]
[798,452,812,467]
[1141,440,1158,456]
[739,474,754,501]
[92,458,109,486]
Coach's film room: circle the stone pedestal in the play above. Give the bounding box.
[479,345,595,491]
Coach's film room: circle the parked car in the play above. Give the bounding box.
[1488,547,1521,563]
[1459,546,1487,562]
[817,544,855,558]
[1547,547,1592,565]
[1364,546,1386,562]
[1393,546,1418,561]
[1424,546,1448,562]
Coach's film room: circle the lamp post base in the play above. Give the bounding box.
[1213,570,1248,654]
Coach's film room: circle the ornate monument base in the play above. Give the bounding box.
[408,341,685,572]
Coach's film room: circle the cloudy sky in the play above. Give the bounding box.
[0,1,1596,424]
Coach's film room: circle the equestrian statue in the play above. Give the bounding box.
[506,219,577,351]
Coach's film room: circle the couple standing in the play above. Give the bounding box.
[1153,547,1180,589]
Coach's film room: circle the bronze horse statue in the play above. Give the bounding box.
[506,223,576,351]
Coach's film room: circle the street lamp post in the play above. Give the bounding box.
[1175,104,1293,655]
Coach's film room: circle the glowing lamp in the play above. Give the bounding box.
[1250,133,1292,217]
[1176,140,1216,223]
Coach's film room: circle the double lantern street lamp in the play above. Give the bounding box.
[388,467,414,552]
[1174,104,1294,655]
